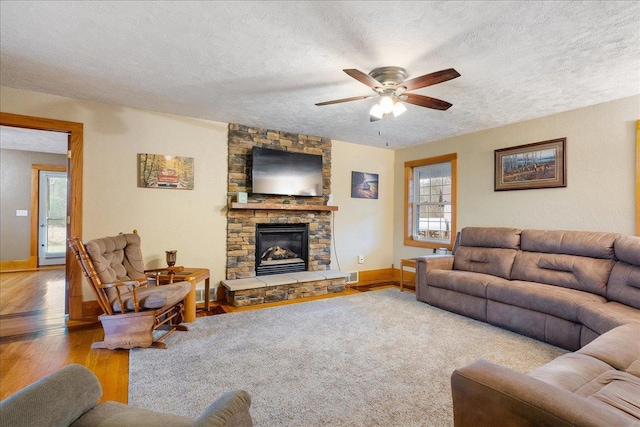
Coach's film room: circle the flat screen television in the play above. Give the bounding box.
[251,147,323,197]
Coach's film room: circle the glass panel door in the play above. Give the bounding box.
[38,170,67,266]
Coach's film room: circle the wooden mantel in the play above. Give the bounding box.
[230,202,338,212]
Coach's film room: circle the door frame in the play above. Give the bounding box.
[0,112,84,321]
[31,165,67,268]
[636,120,639,236]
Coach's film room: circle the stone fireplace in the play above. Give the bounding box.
[226,123,333,280]
[255,223,308,276]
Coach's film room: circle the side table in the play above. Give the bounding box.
[153,268,210,322]
[399,258,416,292]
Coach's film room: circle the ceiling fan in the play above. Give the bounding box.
[315,66,460,121]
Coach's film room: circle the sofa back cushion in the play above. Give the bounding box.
[453,227,521,279]
[512,252,615,296]
[458,227,521,250]
[512,230,618,296]
[607,235,640,309]
[520,229,618,259]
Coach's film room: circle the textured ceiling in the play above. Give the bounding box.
[1,1,639,149]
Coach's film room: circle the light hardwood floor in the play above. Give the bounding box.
[0,269,407,404]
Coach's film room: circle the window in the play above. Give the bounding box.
[404,153,457,249]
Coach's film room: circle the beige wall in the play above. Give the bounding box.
[1,86,229,298]
[394,95,640,264]
[0,149,67,260]
[331,140,395,273]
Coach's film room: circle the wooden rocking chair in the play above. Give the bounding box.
[69,230,191,350]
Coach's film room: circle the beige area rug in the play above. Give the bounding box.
[129,289,567,426]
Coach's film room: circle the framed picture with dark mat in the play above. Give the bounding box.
[351,171,379,199]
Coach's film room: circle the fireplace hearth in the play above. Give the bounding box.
[255,223,308,276]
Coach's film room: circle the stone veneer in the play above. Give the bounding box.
[222,271,347,307]
[226,123,333,280]
[227,279,346,306]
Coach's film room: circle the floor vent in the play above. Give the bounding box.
[345,271,358,284]
[195,288,216,303]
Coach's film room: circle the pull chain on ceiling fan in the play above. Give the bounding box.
[316,66,460,121]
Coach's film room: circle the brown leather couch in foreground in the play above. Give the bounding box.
[415,227,639,426]
[452,323,639,426]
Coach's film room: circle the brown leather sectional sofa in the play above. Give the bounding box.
[415,227,639,350]
[414,227,640,426]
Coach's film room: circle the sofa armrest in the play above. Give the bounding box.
[191,390,252,427]
[451,359,635,427]
[0,364,101,427]
[414,255,454,301]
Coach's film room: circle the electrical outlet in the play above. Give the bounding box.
[357,254,364,264]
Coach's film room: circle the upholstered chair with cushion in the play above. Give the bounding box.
[69,230,192,349]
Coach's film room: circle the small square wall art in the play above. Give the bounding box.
[351,171,379,199]
[138,153,194,189]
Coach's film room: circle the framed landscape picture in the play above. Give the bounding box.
[351,171,379,199]
[138,153,194,190]
[494,138,566,191]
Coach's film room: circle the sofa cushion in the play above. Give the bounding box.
[85,232,149,305]
[575,370,640,420]
[428,269,509,298]
[577,323,640,372]
[458,227,521,249]
[578,301,640,335]
[607,261,640,309]
[454,247,517,280]
[85,234,131,284]
[520,229,618,260]
[530,324,640,422]
[487,280,606,323]
[111,281,191,312]
[531,351,640,422]
[529,352,613,392]
[121,232,146,279]
[511,251,615,297]
[614,235,640,266]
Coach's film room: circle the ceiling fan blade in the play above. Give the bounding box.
[343,69,383,90]
[401,68,460,91]
[403,93,453,110]
[315,94,377,106]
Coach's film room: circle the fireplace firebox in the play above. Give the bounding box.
[255,223,308,276]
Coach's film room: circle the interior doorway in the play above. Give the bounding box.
[0,112,84,321]
[37,169,68,266]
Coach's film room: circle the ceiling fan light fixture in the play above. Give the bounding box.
[379,96,394,114]
[369,103,384,119]
[392,101,407,117]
